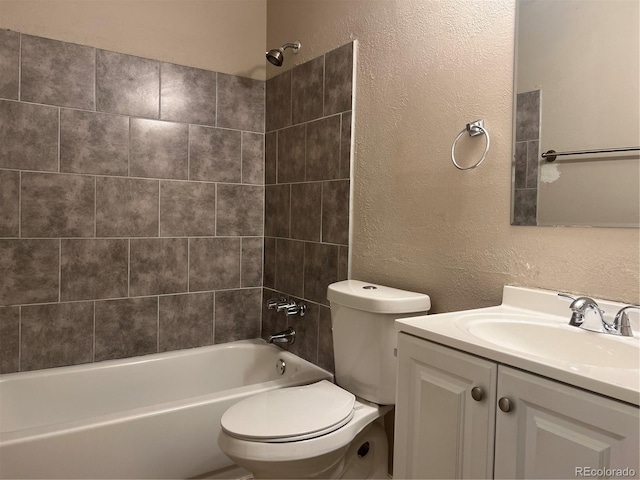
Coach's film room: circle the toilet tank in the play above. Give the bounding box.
[327,280,431,405]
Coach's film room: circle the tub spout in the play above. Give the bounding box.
[267,327,295,345]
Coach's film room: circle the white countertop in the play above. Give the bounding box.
[395,286,640,406]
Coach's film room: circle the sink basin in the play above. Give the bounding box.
[457,314,640,369]
[395,286,640,405]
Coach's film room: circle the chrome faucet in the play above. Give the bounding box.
[267,327,296,345]
[558,293,635,337]
[558,293,603,328]
[267,297,307,317]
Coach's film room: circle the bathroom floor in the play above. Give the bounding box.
[191,464,252,480]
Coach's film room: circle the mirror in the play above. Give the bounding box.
[511,0,639,227]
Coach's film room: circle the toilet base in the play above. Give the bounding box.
[337,421,389,479]
[225,422,388,479]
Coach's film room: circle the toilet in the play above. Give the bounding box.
[217,280,431,479]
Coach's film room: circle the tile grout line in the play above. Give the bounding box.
[214,183,218,236]
[0,96,267,134]
[157,180,161,237]
[157,296,160,353]
[17,33,22,101]
[93,47,97,112]
[57,108,61,172]
[158,63,162,120]
[303,123,308,182]
[302,240,306,302]
[212,291,216,344]
[127,239,131,298]
[288,183,292,239]
[9,234,282,241]
[18,171,21,238]
[6,235,347,248]
[239,238,243,288]
[187,125,191,181]
[289,70,293,127]
[5,288,260,311]
[58,239,61,302]
[0,165,286,186]
[322,54,326,117]
[240,132,244,184]
[93,177,97,237]
[93,301,96,362]
[339,113,343,181]
[215,72,218,128]
[128,116,131,177]
[18,306,22,372]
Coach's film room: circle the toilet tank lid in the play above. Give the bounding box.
[327,280,431,314]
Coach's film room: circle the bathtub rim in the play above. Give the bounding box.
[0,338,303,381]
[0,338,333,440]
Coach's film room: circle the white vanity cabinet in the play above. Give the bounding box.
[394,333,497,479]
[394,333,640,479]
[494,366,639,479]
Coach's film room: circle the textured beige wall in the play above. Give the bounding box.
[0,0,267,80]
[267,0,639,311]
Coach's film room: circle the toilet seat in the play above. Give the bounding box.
[218,397,390,464]
[221,380,356,443]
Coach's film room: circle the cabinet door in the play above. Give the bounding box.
[495,366,640,479]
[394,333,497,479]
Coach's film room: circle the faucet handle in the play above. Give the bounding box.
[558,292,577,302]
[267,297,287,310]
[285,303,307,317]
[613,306,638,337]
[276,300,294,312]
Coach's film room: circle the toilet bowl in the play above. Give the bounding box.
[218,381,392,479]
[218,280,431,479]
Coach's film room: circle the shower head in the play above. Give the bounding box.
[266,41,301,67]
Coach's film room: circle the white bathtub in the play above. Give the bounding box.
[0,339,332,479]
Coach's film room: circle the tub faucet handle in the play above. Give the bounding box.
[286,303,307,317]
[267,297,287,310]
[276,300,296,312]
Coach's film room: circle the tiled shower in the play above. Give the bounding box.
[0,28,354,375]
[262,43,353,372]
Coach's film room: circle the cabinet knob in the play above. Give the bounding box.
[471,386,484,401]
[498,397,512,412]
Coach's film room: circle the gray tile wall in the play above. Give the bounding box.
[0,29,265,373]
[513,89,540,226]
[263,42,354,373]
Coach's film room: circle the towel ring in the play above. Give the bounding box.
[451,120,490,170]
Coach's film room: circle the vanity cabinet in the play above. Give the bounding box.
[394,333,497,479]
[494,366,639,479]
[394,333,640,479]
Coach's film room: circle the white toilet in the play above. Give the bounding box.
[217,280,431,479]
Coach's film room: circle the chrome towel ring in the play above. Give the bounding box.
[451,119,490,170]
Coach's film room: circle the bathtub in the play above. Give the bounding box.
[0,339,332,479]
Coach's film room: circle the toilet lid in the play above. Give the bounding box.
[221,380,356,443]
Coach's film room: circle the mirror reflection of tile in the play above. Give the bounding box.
[513,89,540,226]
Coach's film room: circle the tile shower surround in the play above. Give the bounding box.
[0,30,354,376]
[0,29,266,373]
[262,43,354,373]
